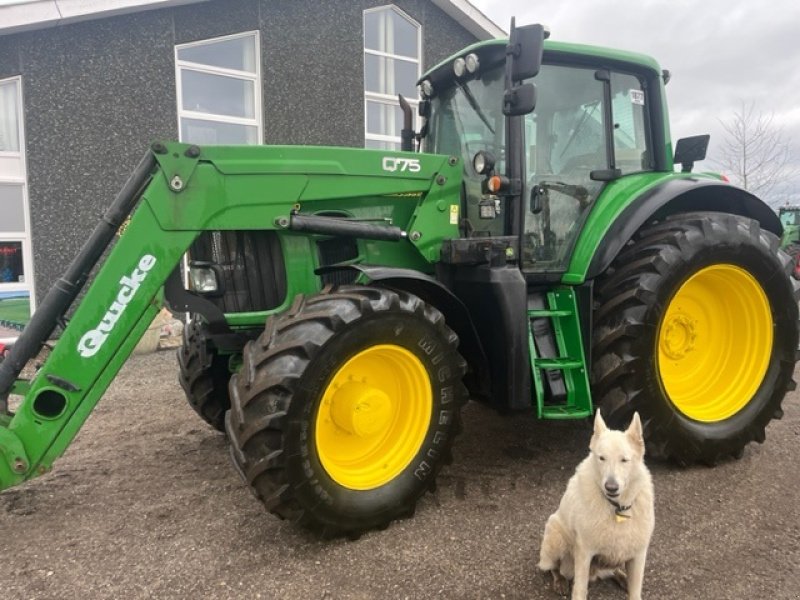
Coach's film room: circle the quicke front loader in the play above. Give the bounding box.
[1,23,797,537]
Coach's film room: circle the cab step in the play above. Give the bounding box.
[528,288,593,420]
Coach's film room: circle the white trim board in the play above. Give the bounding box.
[0,0,210,36]
[0,0,504,40]
[430,0,505,39]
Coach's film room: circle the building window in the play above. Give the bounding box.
[175,32,262,145]
[0,77,33,341]
[0,80,21,152]
[363,6,421,150]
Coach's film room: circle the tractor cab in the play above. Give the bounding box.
[418,33,664,275]
[778,206,800,229]
[778,205,800,249]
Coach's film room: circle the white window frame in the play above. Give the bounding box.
[174,31,263,297]
[175,31,263,145]
[363,5,422,150]
[0,76,35,343]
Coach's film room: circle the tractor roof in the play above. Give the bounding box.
[421,37,663,84]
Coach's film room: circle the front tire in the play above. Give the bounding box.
[226,286,468,536]
[592,212,799,464]
[177,318,231,431]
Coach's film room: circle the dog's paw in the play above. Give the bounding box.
[538,566,571,597]
[610,568,628,592]
[553,571,569,598]
[551,571,570,597]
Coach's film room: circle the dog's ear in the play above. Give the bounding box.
[626,412,645,452]
[593,410,607,436]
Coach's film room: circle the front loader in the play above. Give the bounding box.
[1,22,797,537]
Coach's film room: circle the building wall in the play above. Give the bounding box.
[0,0,477,302]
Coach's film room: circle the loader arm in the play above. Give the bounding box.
[0,142,463,491]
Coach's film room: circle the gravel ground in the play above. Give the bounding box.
[1,349,799,599]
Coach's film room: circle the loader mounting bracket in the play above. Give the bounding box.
[151,141,202,193]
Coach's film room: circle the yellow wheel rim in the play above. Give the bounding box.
[315,344,432,490]
[657,264,773,422]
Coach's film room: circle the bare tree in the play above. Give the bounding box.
[715,102,795,197]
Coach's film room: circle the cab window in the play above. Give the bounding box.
[611,72,651,175]
[522,65,653,271]
[522,64,606,270]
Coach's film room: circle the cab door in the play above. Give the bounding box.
[520,62,653,276]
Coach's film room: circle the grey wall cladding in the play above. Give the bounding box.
[261,0,477,147]
[9,11,178,299]
[1,0,480,300]
[0,36,21,79]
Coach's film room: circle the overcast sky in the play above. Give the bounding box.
[472,0,800,206]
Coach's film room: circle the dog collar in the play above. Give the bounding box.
[606,497,632,522]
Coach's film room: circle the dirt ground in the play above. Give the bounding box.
[1,350,799,599]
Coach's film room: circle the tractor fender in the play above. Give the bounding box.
[317,265,491,399]
[586,178,781,280]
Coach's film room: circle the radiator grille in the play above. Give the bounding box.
[317,237,359,286]
[189,231,286,313]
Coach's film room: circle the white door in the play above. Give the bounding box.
[0,77,35,343]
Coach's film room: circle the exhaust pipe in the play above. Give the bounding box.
[399,94,415,152]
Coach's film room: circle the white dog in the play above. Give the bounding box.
[538,411,654,599]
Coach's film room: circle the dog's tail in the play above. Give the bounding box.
[538,514,567,572]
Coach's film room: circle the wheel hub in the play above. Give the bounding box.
[660,313,697,360]
[329,381,392,438]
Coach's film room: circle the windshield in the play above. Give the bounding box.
[427,65,506,236]
[425,60,650,270]
[427,65,506,168]
[780,209,799,228]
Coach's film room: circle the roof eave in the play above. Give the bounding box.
[0,0,209,37]
[430,0,505,40]
[0,0,505,40]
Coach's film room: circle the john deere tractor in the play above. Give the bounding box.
[779,205,800,256]
[1,23,797,537]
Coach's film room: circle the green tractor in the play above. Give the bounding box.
[1,23,797,537]
[778,206,800,279]
[778,205,800,256]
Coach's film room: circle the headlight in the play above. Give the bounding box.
[419,79,434,98]
[189,261,221,294]
[472,150,496,175]
[453,57,466,78]
[465,53,480,73]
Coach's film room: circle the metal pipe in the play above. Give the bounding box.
[289,214,406,242]
[398,94,415,152]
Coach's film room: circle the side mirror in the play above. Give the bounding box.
[674,134,710,173]
[503,19,548,116]
[508,23,547,81]
[503,83,537,117]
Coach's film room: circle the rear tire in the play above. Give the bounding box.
[784,242,800,260]
[177,318,231,431]
[226,285,468,536]
[784,242,800,280]
[592,212,799,464]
